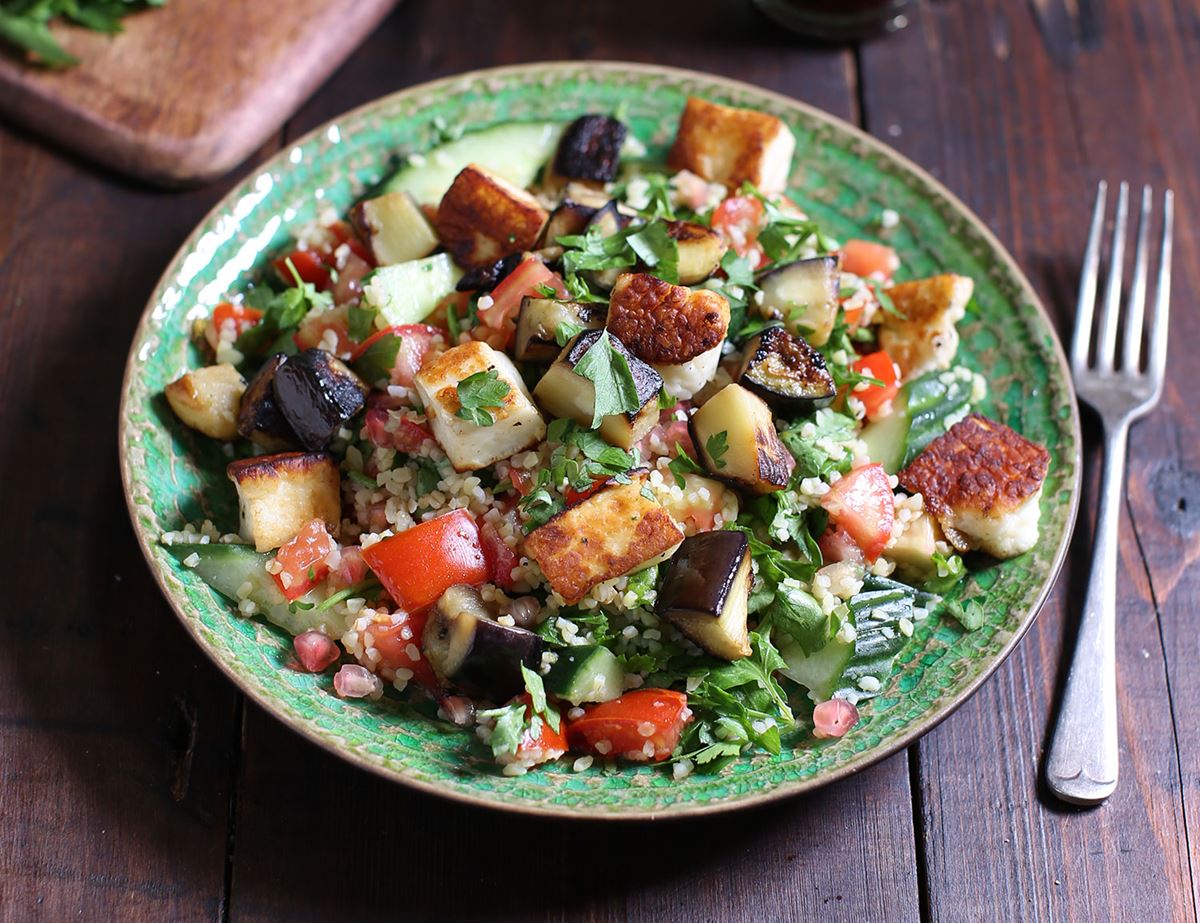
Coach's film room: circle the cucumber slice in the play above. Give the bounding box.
[165,543,336,638]
[778,629,855,703]
[859,388,910,474]
[363,253,463,328]
[902,371,972,467]
[544,644,624,705]
[382,121,564,205]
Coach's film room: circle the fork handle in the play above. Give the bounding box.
[1045,419,1127,805]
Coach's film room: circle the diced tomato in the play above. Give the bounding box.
[850,350,900,419]
[563,477,608,507]
[841,239,899,280]
[272,520,338,601]
[364,610,438,689]
[509,468,535,497]
[274,248,333,290]
[821,464,895,562]
[294,303,354,354]
[330,546,369,588]
[566,689,692,762]
[327,220,374,265]
[711,195,765,263]
[364,408,431,453]
[479,521,519,590]
[352,323,443,388]
[331,251,373,306]
[361,509,489,613]
[204,302,263,352]
[818,526,866,565]
[635,413,696,461]
[506,694,568,767]
[479,258,569,332]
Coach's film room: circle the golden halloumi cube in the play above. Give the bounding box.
[524,473,684,604]
[898,414,1050,559]
[165,363,246,441]
[227,452,341,552]
[668,97,796,195]
[878,274,974,379]
[414,341,546,472]
[435,164,548,268]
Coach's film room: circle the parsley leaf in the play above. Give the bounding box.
[705,430,729,469]
[778,409,858,481]
[412,457,442,496]
[347,305,377,342]
[456,369,511,427]
[626,221,679,284]
[351,331,402,386]
[554,319,585,347]
[667,443,704,488]
[521,664,560,733]
[476,702,530,760]
[572,330,641,428]
[534,282,559,298]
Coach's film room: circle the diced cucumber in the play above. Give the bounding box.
[859,368,974,474]
[381,121,564,205]
[544,644,624,705]
[778,628,855,704]
[165,543,337,638]
[363,253,463,328]
[858,388,909,474]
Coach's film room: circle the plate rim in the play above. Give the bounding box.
[119,60,1082,821]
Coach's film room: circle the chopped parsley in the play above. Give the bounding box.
[347,304,377,342]
[572,330,641,428]
[705,430,729,469]
[667,444,705,488]
[521,664,561,732]
[351,331,402,386]
[534,282,560,298]
[235,260,331,358]
[456,369,511,427]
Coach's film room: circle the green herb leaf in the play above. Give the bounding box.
[348,305,377,342]
[572,330,641,428]
[477,702,528,759]
[521,663,561,733]
[555,319,584,347]
[534,282,559,298]
[626,221,680,284]
[412,457,443,497]
[456,369,511,427]
[667,444,704,488]
[351,332,402,386]
[705,430,729,469]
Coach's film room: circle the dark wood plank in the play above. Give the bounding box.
[224,3,920,921]
[0,127,281,920]
[860,1,1198,919]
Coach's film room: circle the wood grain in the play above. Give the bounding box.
[0,0,397,186]
[860,1,1199,919]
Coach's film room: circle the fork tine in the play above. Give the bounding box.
[1148,189,1174,384]
[1073,181,1108,371]
[1121,186,1153,373]
[1097,182,1130,371]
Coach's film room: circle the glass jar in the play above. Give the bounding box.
[751,0,915,41]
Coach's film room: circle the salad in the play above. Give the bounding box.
[162,97,1051,778]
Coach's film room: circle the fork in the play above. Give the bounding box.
[1045,181,1174,806]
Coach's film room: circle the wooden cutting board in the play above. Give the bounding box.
[0,0,398,186]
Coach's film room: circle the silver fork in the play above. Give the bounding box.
[1045,181,1174,805]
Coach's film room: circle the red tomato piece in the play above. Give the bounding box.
[294,303,354,354]
[204,302,263,351]
[509,468,535,497]
[361,509,489,613]
[330,546,369,588]
[363,610,438,689]
[327,220,374,265]
[479,521,519,590]
[272,520,338,601]
[352,324,443,388]
[817,526,866,565]
[363,408,431,453]
[506,694,568,767]
[479,258,569,332]
[563,477,608,507]
[821,464,895,562]
[274,248,332,290]
[850,350,900,419]
[841,239,899,280]
[567,689,693,762]
[711,195,765,259]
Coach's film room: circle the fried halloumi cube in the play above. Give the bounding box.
[165,363,246,441]
[524,472,684,605]
[898,414,1050,559]
[414,341,546,472]
[227,452,341,552]
[351,190,439,266]
[668,97,796,195]
[435,164,548,268]
[878,274,974,379]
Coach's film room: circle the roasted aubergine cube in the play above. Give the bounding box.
[606,272,729,400]
[413,340,547,471]
[165,363,246,441]
[351,190,438,266]
[898,413,1049,559]
[227,451,341,552]
[423,584,544,701]
[657,530,752,659]
[514,297,606,362]
[689,383,794,494]
[668,96,796,195]
[524,472,684,605]
[435,164,548,269]
[455,252,523,293]
[271,349,368,451]
[737,325,835,412]
[756,256,840,347]
[553,114,628,184]
[532,329,662,449]
[237,354,298,451]
[666,220,727,284]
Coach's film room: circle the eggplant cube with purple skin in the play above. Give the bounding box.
[657,530,752,660]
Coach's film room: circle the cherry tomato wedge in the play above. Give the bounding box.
[479,520,519,590]
[840,239,899,280]
[479,258,569,332]
[711,195,765,262]
[567,689,693,762]
[272,520,337,601]
[821,463,895,562]
[508,694,568,766]
[361,509,489,613]
[274,248,332,289]
[205,302,263,351]
[850,350,900,419]
[352,323,443,388]
[362,610,438,689]
[363,408,431,453]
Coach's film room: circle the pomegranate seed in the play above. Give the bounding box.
[333,664,383,699]
[812,698,860,739]
[293,631,340,673]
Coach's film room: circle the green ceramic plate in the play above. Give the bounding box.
[120,62,1081,819]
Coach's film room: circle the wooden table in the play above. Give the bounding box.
[2,2,1196,919]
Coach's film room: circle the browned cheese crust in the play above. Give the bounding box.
[435,164,548,268]
[898,414,1050,520]
[227,451,336,485]
[667,97,787,190]
[606,272,730,364]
